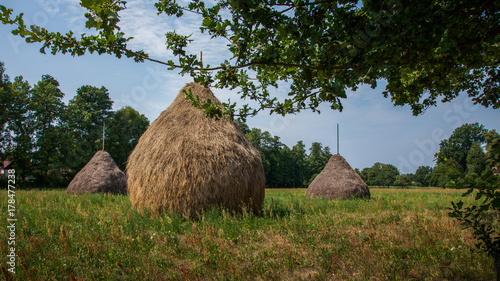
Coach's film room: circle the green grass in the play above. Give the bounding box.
[0,188,496,280]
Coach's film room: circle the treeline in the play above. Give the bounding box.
[357,123,500,188]
[428,123,499,187]
[0,61,334,189]
[238,122,332,188]
[3,61,498,189]
[356,163,432,188]
[0,62,149,187]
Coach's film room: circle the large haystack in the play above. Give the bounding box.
[305,154,370,199]
[127,82,265,216]
[67,150,127,195]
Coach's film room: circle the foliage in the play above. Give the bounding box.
[449,169,500,279]
[306,142,332,184]
[413,166,433,187]
[106,106,150,170]
[0,188,495,280]
[1,1,499,119]
[428,159,462,188]
[64,85,114,172]
[29,75,67,186]
[0,72,34,183]
[430,123,499,187]
[0,61,12,155]
[0,63,146,187]
[394,174,412,188]
[436,123,487,173]
[466,142,487,176]
[290,141,308,187]
[442,129,500,279]
[484,129,500,169]
[244,127,330,188]
[360,162,400,187]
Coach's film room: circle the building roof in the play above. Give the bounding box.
[1,160,13,169]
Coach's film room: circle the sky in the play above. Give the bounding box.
[1,0,499,174]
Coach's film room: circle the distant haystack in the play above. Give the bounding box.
[126,82,265,217]
[67,151,127,195]
[306,154,370,199]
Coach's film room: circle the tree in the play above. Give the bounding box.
[378,164,400,187]
[361,163,382,186]
[8,76,34,183]
[106,106,149,170]
[0,63,35,182]
[360,162,400,187]
[484,129,500,169]
[427,159,462,188]
[466,142,487,176]
[278,145,298,188]
[413,166,433,187]
[30,75,66,185]
[245,127,329,188]
[1,1,499,119]
[360,165,372,185]
[449,169,500,280]
[0,61,15,156]
[65,85,114,169]
[394,174,412,188]
[290,141,308,187]
[306,142,331,184]
[244,128,284,188]
[436,123,487,173]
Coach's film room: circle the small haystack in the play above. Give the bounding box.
[67,151,127,195]
[305,154,370,199]
[127,82,265,216]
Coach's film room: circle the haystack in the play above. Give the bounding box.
[126,82,265,216]
[67,150,127,195]
[305,154,370,199]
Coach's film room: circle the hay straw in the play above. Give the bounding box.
[67,151,127,195]
[305,154,370,199]
[126,83,265,216]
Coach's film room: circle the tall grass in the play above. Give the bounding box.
[0,188,495,280]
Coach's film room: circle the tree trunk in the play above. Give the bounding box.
[496,259,499,281]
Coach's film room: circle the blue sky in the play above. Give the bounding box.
[1,0,499,173]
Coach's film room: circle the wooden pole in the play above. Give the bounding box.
[102,121,105,151]
[199,51,203,74]
[337,123,339,155]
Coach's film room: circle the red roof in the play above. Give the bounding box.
[1,160,13,169]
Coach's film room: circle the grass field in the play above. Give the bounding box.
[0,188,496,280]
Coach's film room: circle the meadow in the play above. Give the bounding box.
[0,188,496,280]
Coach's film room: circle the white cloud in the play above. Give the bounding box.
[120,1,171,58]
[118,0,232,67]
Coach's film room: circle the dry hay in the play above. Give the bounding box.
[67,150,127,195]
[305,154,370,199]
[126,82,265,217]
